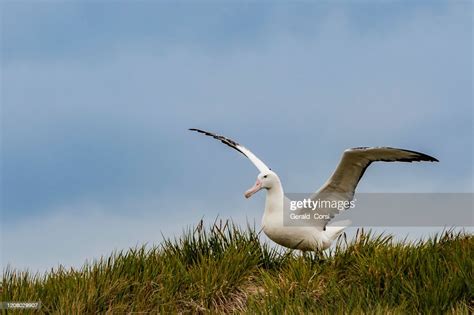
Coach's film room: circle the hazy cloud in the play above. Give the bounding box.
[1,1,472,271]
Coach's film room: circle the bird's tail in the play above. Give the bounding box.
[325,220,352,241]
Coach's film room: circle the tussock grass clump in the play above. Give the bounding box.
[2,221,473,313]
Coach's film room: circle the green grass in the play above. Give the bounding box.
[3,220,473,314]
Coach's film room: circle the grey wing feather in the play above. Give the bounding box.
[298,147,438,229]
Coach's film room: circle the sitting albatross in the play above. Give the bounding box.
[189,128,438,251]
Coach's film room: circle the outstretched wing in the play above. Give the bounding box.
[189,128,271,173]
[299,147,438,229]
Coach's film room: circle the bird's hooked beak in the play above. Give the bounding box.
[244,179,262,198]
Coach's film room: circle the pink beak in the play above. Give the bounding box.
[244,179,262,199]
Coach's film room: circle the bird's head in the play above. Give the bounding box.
[244,171,279,198]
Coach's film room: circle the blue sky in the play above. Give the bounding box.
[1,1,472,271]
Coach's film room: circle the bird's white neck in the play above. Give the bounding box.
[263,178,284,215]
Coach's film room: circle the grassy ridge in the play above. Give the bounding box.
[3,220,473,314]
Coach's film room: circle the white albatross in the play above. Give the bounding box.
[189,128,438,251]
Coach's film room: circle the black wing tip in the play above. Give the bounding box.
[189,128,207,134]
[424,155,439,162]
[188,128,246,156]
[398,149,439,163]
[348,146,439,162]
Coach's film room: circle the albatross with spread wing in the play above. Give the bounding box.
[189,128,438,251]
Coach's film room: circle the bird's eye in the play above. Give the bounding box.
[263,175,268,178]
